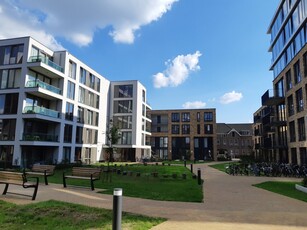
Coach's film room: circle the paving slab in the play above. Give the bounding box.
[0,163,307,230]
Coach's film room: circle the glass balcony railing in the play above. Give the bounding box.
[26,79,61,95]
[22,133,58,142]
[28,55,64,73]
[23,106,60,118]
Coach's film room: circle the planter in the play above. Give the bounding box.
[295,184,307,194]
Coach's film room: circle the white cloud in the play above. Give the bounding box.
[182,101,206,109]
[153,51,202,88]
[0,0,177,48]
[220,91,243,104]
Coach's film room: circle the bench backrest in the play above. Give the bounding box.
[32,165,55,173]
[71,167,101,178]
[0,171,25,184]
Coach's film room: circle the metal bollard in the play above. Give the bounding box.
[184,160,186,167]
[190,163,193,173]
[197,168,201,185]
[113,188,123,230]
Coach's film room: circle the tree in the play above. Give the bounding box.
[105,120,121,164]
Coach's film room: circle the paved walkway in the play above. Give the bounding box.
[1,163,307,229]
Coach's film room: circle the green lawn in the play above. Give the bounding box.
[45,164,203,202]
[253,181,307,202]
[209,162,236,173]
[0,200,165,230]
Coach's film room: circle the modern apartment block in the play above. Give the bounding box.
[217,123,253,159]
[0,36,151,168]
[255,0,307,165]
[149,109,216,161]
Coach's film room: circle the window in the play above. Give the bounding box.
[294,61,301,84]
[63,147,71,163]
[197,124,200,134]
[87,110,93,125]
[0,119,16,141]
[89,74,95,89]
[78,87,85,103]
[0,44,24,65]
[159,137,168,148]
[204,112,213,121]
[303,51,307,77]
[142,90,146,102]
[182,124,190,134]
[181,112,190,122]
[287,95,294,116]
[286,70,292,91]
[76,126,83,143]
[96,78,100,92]
[0,69,20,89]
[79,67,86,84]
[84,148,92,164]
[68,60,76,79]
[114,100,133,113]
[114,85,133,98]
[197,112,200,122]
[204,124,213,134]
[171,113,180,122]
[67,81,75,100]
[88,91,94,107]
[64,124,73,143]
[296,88,304,112]
[120,132,132,145]
[298,117,306,141]
[113,116,132,129]
[172,125,180,134]
[289,121,296,142]
[77,107,84,123]
[65,102,74,121]
[0,93,18,114]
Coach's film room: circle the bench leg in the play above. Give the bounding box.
[2,183,9,195]
[32,184,38,200]
[63,175,67,188]
[44,176,48,185]
[91,180,94,191]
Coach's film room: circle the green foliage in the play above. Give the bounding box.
[254,181,307,203]
[0,200,165,230]
[303,177,307,187]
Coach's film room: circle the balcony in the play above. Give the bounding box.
[23,106,60,118]
[26,80,61,95]
[254,115,262,123]
[28,56,63,73]
[22,133,58,142]
[261,89,285,106]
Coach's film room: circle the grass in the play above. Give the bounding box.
[253,181,307,203]
[46,164,203,202]
[161,160,213,165]
[209,162,236,173]
[0,200,165,230]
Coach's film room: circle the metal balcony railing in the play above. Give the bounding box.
[26,79,61,95]
[28,55,64,73]
[22,133,58,142]
[23,106,60,118]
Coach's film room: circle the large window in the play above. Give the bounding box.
[77,106,84,123]
[204,124,213,134]
[172,125,180,134]
[114,85,133,98]
[181,113,190,122]
[120,131,132,145]
[0,119,16,141]
[289,121,296,142]
[287,95,294,116]
[113,116,132,129]
[0,93,18,114]
[294,61,301,84]
[0,44,24,65]
[298,117,306,141]
[204,112,213,121]
[0,69,21,89]
[78,87,85,103]
[87,110,93,125]
[79,67,86,85]
[171,113,180,122]
[296,88,304,112]
[68,60,76,79]
[182,124,190,134]
[113,100,133,113]
[286,70,292,91]
[64,124,73,143]
[67,81,75,100]
[65,102,74,121]
[76,126,83,143]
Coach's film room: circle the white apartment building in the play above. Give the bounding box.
[0,36,151,168]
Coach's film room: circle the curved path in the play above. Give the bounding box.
[1,163,307,230]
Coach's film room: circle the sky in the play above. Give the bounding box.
[0,0,280,123]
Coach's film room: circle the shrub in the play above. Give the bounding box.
[303,177,307,187]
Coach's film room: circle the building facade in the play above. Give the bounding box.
[217,123,253,159]
[150,109,216,161]
[0,36,151,168]
[255,0,307,165]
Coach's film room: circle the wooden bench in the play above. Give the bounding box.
[63,167,102,191]
[26,164,55,185]
[0,171,39,200]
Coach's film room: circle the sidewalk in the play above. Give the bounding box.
[1,163,307,229]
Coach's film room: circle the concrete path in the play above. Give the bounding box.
[1,163,307,230]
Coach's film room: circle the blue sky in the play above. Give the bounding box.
[1,0,280,123]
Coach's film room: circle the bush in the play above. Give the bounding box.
[303,177,307,187]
